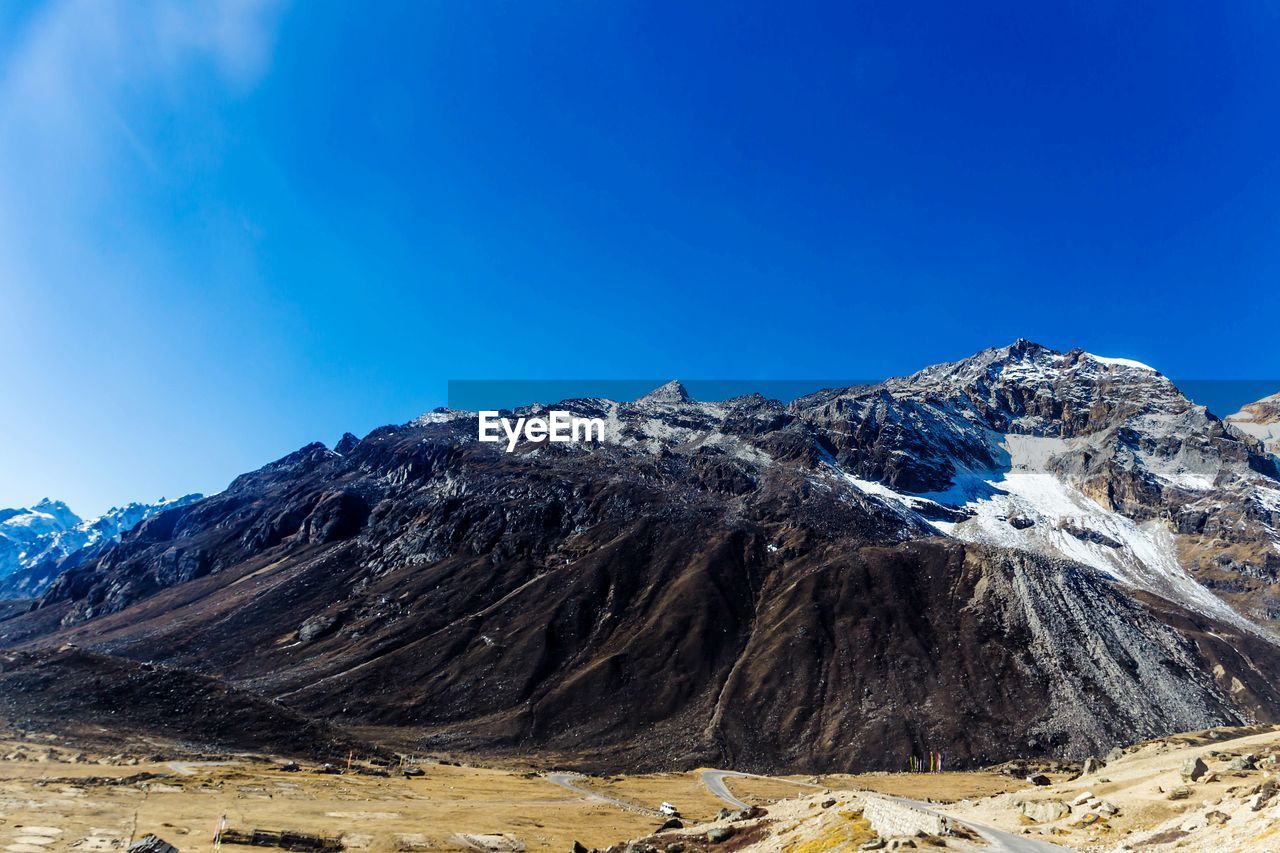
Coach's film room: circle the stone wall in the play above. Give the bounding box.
[861,795,951,838]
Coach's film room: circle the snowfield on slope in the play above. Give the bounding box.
[838,435,1259,633]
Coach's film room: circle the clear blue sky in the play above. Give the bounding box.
[2,1,1279,515]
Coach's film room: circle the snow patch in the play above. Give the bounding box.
[837,434,1260,633]
[1256,487,1280,513]
[1087,353,1156,371]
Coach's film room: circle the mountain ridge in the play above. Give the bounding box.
[2,341,1279,773]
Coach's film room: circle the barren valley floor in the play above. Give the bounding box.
[1,726,1279,851]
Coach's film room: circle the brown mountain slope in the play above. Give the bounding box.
[1,391,1277,773]
[0,646,373,759]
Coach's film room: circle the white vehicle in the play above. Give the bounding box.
[659,802,679,817]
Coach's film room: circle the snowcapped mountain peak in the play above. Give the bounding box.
[877,341,1188,442]
[636,380,691,405]
[410,408,470,427]
[31,497,79,524]
[910,338,1059,379]
[0,500,81,540]
[1003,337,1059,360]
[0,493,203,597]
[792,340,1280,630]
[912,340,1162,386]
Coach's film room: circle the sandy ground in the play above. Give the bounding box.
[0,739,1020,852]
[1,726,1278,851]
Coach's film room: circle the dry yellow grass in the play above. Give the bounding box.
[5,725,1277,852]
[0,746,666,851]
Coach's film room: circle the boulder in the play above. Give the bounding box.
[1181,756,1209,782]
[1227,754,1256,771]
[1082,756,1105,775]
[657,818,682,831]
[1025,773,1051,786]
[706,826,735,843]
[1097,800,1119,816]
[298,614,338,644]
[1020,800,1070,822]
[1250,780,1278,811]
[1168,787,1191,801]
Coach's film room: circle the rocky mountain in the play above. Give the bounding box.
[797,341,1280,626]
[0,495,202,599]
[1228,391,1280,459]
[1,342,1279,775]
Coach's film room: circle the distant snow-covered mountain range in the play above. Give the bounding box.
[0,495,201,598]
